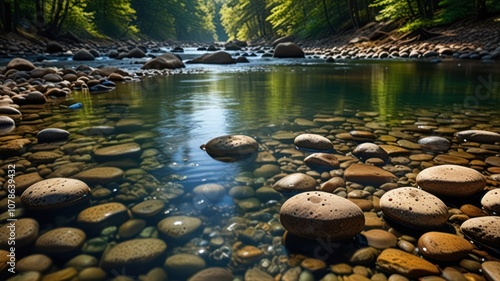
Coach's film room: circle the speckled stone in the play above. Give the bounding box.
[304,153,340,168]
[376,248,440,278]
[344,163,398,186]
[416,165,486,197]
[201,134,259,161]
[482,261,500,281]
[17,254,52,272]
[280,191,364,240]
[380,187,448,229]
[417,231,474,261]
[27,150,63,163]
[0,218,38,248]
[157,216,203,240]
[460,216,500,249]
[35,227,86,255]
[77,202,130,232]
[21,178,91,210]
[360,229,397,250]
[294,133,333,151]
[36,128,70,143]
[456,130,500,144]
[100,238,167,273]
[130,199,165,218]
[72,167,125,185]
[4,172,43,195]
[164,253,207,279]
[272,172,317,192]
[93,142,142,161]
[193,183,226,202]
[187,267,234,281]
[481,189,500,214]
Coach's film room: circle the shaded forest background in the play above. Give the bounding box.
[0,0,499,43]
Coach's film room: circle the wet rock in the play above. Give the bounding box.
[17,254,52,272]
[294,133,333,151]
[417,231,474,261]
[118,219,146,239]
[320,177,345,192]
[344,163,398,186]
[73,49,95,60]
[482,261,500,281]
[21,178,91,210]
[360,229,397,250]
[274,42,305,58]
[35,227,86,255]
[304,153,340,168]
[94,142,142,162]
[36,128,70,143]
[187,51,235,64]
[41,267,78,281]
[142,53,185,69]
[280,191,364,240]
[100,238,167,273]
[126,47,146,58]
[187,267,234,281]
[193,183,226,202]
[28,150,63,163]
[418,136,451,153]
[201,134,259,162]
[376,248,440,278]
[433,154,469,166]
[481,189,500,214]
[272,172,317,192]
[5,58,35,71]
[416,164,486,197]
[78,267,107,281]
[0,218,38,249]
[460,216,500,249]
[485,156,500,167]
[46,41,64,53]
[73,167,125,185]
[380,187,448,229]
[164,253,206,279]
[456,130,500,144]
[0,116,15,133]
[244,267,274,281]
[65,254,99,271]
[77,202,130,233]
[157,216,203,241]
[352,143,389,161]
[130,199,165,218]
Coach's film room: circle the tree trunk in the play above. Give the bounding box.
[35,0,45,30]
[322,0,334,34]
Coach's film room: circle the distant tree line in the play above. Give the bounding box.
[0,0,498,42]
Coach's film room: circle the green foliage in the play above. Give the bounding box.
[220,0,271,40]
[86,0,138,38]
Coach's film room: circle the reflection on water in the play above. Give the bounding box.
[2,60,500,279]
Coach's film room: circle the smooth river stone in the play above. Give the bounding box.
[294,133,333,151]
[360,229,397,250]
[380,187,448,229]
[77,202,130,232]
[36,128,70,143]
[187,267,234,281]
[352,143,389,161]
[481,189,500,213]
[17,254,53,272]
[200,134,259,161]
[0,218,38,248]
[100,238,167,273]
[279,191,364,240]
[482,261,500,281]
[193,183,226,202]
[35,227,86,255]
[304,153,340,168]
[4,172,43,195]
[416,164,486,197]
[164,253,207,279]
[418,136,451,153]
[485,156,500,167]
[433,154,469,166]
[344,163,398,187]
[157,216,203,240]
[272,172,317,192]
[72,167,125,185]
[21,178,91,210]
[0,116,15,133]
[376,248,440,278]
[417,231,474,261]
[93,142,142,161]
[28,150,63,163]
[460,216,500,249]
[456,130,500,144]
[130,199,165,218]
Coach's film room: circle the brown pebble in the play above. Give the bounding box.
[376,248,440,278]
[417,232,474,261]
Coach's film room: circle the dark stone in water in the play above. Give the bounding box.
[201,135,259,162]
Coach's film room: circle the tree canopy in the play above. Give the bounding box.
[0,0,498,42]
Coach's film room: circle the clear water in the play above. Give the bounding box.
[5,59,500,279]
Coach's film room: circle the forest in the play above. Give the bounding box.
[0,0,499,43]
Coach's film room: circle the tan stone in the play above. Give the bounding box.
[344,163,398,186]
[35,227,86,255]
[376,248,440,278]
[418,232,474,261]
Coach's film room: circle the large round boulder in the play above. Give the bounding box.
[142,53,185,69]
[5,58,35,72]
[273,42,305,58]
[280,191,364,240]
[73,49,95,61]
[187,51,235,64]
[416,164,486,197]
